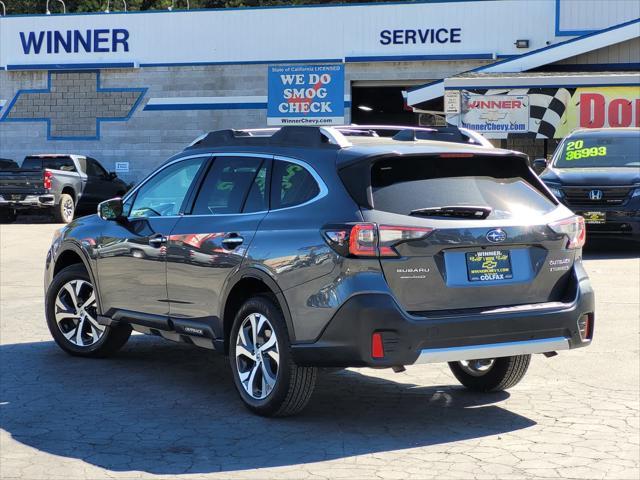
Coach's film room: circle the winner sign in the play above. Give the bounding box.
[267,64,345,126]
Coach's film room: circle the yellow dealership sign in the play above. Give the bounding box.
[556,86,640,138]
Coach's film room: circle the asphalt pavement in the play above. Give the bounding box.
[1,222,638,480]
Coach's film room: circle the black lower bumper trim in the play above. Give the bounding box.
[291,268,594,368]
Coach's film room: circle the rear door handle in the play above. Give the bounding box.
[148,234,167,248]
[222,234,244,249]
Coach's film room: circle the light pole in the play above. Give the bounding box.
[46,0,66,15]
[168,1,190,11]
[0,1,6,16]
[105,1,128,13]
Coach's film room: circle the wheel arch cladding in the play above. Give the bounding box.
[222,274,293,355]
[53,249,85,277]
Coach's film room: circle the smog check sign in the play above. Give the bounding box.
[267,64,345,126]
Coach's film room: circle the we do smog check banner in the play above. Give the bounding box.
[267,64,345,126]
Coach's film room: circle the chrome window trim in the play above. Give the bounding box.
[122,154,211,220]
[271,155,328,212]
[122,153,213,204]
[122,152,327,219]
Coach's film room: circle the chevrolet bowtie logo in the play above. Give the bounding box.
[479,110,508,122]
[0,71,146,140]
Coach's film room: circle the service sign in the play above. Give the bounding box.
[457,93,529,138]
[267,64,344,126]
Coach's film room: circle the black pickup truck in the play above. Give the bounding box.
[0,154,129,223]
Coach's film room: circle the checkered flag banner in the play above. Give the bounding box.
[463,87,577,139]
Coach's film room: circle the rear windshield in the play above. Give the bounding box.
[371,156,556,220]
[22,156,76,172]
[554,134,640,168]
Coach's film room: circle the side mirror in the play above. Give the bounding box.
[108,171,117,180]
[98,197,124,221]
[532,158,548,174]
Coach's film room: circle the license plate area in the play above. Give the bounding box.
[466,250,513,282]
[581,211,606,224]
[10,194,24,201]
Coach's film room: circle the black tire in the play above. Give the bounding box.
[53,193,75,223]
[45,264,131,358]
[229,295,317,417]
[0,209,17,223]
[448,354,531,392]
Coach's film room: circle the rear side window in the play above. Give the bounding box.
[271,160,320,209]
[192,156,266,215]
[22,156,76,172]
[371,156,555,219]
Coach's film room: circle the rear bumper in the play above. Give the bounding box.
[0,194,55,210]
[291,264,594,368]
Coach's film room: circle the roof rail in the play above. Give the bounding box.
[185,126,352,150]
[335,124,491,147]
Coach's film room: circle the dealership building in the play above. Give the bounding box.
[0,0,638,181]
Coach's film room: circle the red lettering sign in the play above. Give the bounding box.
[579,92,639,128]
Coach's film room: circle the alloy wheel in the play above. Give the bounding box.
[54,279,104,347]
[62,198,74,222]
[235,313,280,400]
[458,359,495,377]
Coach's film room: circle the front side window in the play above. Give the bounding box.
[192,156,266,215]
[271,160,320,209]
[554,134,640,168]
[128,157,206,218]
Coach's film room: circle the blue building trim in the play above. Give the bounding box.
[144,100,352,111]
[345,53,495,62]
[408,17,640,94]
[144,102,267,111]
[444,82,640,90]
[7,62,137,71]
[0,70,147,141]
[139,58,344,68]
[555,0,598,37]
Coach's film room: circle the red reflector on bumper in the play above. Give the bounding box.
[372,332,385,358]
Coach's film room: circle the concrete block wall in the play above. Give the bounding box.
[0,59,481,183]
[0,65,268,182]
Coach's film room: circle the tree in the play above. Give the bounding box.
[3,0,397,15]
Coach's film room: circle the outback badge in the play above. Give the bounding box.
[486,229,507,243]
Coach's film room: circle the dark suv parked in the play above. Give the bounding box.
[45,126,594,416]
[536,128,640,241]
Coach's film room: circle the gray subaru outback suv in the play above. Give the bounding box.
[44,126,594,416]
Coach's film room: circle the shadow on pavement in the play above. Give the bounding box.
[0,335,535,475]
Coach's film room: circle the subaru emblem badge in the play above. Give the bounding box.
[486,229,507,243]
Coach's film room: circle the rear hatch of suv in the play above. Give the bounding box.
[338,150,584,314]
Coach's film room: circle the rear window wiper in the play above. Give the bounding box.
[409,206,492,219]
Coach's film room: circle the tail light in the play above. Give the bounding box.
[43,170,53,190]
[324,223,433,258]
[578,313,594,341]
[371,332,385,359]
[549,216,586,249]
